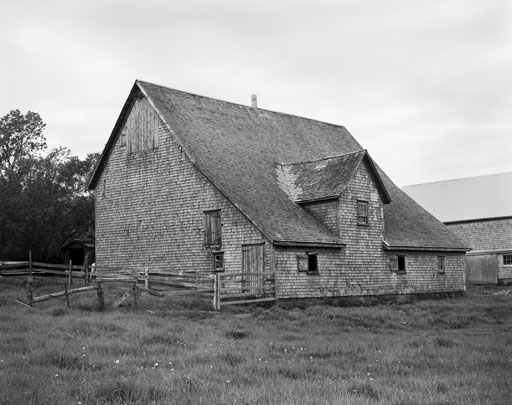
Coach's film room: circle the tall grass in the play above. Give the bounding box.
[0,277,510,404]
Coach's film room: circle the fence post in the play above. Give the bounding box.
[132,283,139,308]
[273,272,279,307]
[97,282,105,311]
[27,250,33,307]
[64,282,70,308]
[68,260,73,285]
[84,263,89,286]
[213,273,221,311]
[144,267,149,289]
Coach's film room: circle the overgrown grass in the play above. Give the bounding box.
[0,277,511,404]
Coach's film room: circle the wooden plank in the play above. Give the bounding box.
[221,297,276,306]
[0,262,30,269]
[220,285,274,293]
[213,273,221,310]
[220,271,273,278]
[95,277,139,283]
[32,285,97,303]
[110,288,134,309]
[220,291,275,299]
[135,284,164,297]
[32,262,84,270]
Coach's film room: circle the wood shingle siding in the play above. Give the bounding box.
[95,116,270,274]
[89,80,469,301]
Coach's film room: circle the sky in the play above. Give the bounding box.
[1,0,511,187]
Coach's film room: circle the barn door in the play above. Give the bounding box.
[466,254,498,284]
[242,244,264,292]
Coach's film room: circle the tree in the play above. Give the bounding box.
[0,109,100,262]
[0,110,46,180]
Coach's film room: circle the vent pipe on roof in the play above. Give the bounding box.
[251,94,258,108]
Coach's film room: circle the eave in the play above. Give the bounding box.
[382,240,470,253]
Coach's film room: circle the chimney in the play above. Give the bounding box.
[251,94,258,108]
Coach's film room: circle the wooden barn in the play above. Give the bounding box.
[403,172,512,285]
[88,80,469,301]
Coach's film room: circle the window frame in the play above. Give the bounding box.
[212,251,224,272]
[204,210,222,247]
[503,254,512,266]
[437,256,445,274]
[397,256,406,274]
[119,127,127,148]
[356,200,369,226]
[389,254,406,274]
[297,252,319,275]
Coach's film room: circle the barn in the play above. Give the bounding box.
[88,80,468,301]
[403,172,512,285]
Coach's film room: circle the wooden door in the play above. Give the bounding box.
[466,254,498,284]
[242,244,264,293]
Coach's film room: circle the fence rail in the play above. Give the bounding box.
[2,253,277,310]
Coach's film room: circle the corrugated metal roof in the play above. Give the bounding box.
[403,172,512,223]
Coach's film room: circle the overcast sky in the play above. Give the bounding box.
[2,0,510,186]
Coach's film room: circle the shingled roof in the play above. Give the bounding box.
[276,150,391,204]
[89,80,468,251]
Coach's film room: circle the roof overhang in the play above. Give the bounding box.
[273,240,346,249]
[88,81,143,190]
[362,153,391,204]
[382,240,470,253]
[444,215,512,225]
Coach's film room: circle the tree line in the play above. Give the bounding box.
[0,109,99,262]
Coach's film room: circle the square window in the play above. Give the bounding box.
[390,255,406,273]
[213,251,224,272]
[204,210,221,246]
[297,252,319,275]
[504,255,512,266]
[438,256,445,274]
[357,200,369,225]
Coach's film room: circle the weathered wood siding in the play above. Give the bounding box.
[275,162,466,298]
[447,218,512,282]
[95,97,271,273]
[447,218,512,252]
[301,199,339,236]
[466,254,498,284]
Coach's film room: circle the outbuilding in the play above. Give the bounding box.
[88,80,468,301]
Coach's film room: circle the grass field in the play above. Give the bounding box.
[0,276,511,405]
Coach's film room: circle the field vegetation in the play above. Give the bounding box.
[0,276,511,404]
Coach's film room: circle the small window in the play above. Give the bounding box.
[504,255,512,266]
[397,256,406,273]
[204,210,221,246]
[438,256,445,274]
[213,251,224,272]
[390,255,406,273]
[119,128,127,147]
[357,200,369,225]
[102,179,106,196]
[297,252,319,275]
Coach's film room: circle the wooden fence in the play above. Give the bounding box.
[1,255,277,310]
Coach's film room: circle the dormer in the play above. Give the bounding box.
[276,150,391,234]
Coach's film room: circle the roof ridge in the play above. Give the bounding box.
[404,171,512,188]
[135,79,352,133]
[278,149,367,167]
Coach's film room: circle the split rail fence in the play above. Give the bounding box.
[1,255,277,310]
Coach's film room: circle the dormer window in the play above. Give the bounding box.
[357,200,369,225]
